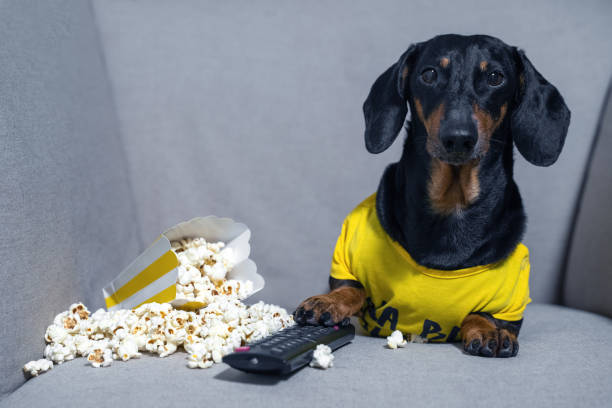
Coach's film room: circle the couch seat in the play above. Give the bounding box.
[2,304,610,408]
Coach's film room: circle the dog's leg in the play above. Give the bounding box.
[460,312,522,358]
[294,278,366,326]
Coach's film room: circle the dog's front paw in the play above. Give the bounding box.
[293,294,352,327]
[460,313,519,358]
[496,328,519,358]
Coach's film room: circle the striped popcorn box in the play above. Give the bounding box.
[102,216,264,311]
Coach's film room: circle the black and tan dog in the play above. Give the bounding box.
[294,34,570,357]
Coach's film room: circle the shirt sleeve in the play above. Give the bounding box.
[492,252,531,321]
[329,218,359,282]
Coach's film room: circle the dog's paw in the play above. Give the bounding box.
[496,328,519,358]
[293,294,352,327]
[462,326,498,357]
[460,314,519,358]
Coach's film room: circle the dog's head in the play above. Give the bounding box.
[363,34,570,167]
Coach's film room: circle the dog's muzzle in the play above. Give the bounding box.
[438,107,479,164]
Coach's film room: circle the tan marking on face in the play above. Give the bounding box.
[472,103,508,153]
[428,158,480,215]
[414,98,446,155]
[440,57,450,68]
[519,74,525,92]
[480,60,488,71]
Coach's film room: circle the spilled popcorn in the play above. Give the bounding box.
[386,330,428,349]
[386,330,407,349]
[309,344,334,369]
[23,237,294,377]
[23,359,53,377]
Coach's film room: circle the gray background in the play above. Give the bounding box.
[0,0,141,396]
[1,0,611,401]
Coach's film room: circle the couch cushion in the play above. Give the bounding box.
[2,304,610,407]
[91,0,612,308]
[0,0,141,397]
[564,82,612,317]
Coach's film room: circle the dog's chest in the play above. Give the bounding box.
[335,194,529,340]
[351,237,513,341]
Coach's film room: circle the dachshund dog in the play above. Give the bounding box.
[294,34,570,358]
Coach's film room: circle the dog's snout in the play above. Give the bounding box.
[437,106,479,160]
[440,128,477,155]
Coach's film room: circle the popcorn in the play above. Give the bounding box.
[87,348,113,368]
[74,335,93,356]
[116,338,141,361]
[185,342,213,369]
[309,344,334,369]
[172,237,244,304]
[23,237,294,377]
[211,349,223,364]
[386,330,427,348]
[44,325,67,344]
[70,303,90,320]
[23,359,53,377]
[33,298,292,371]
[44,342,75,363]
[159,341,178,358]
[386,330,407,349]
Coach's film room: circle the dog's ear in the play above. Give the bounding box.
[363,44,419,154]
[511,49,571,166]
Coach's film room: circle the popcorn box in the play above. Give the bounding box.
[102,216,264,311]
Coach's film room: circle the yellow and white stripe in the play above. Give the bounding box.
[102,216,265,312]
[103,236,179,311]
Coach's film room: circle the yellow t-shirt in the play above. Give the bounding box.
[330,194,531,342]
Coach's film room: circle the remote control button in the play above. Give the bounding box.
[271,347,284,354]
[234,346,250,352]
[303,334,319,340]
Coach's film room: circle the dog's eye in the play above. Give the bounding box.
[487,71,504,87]
[420,68,437,84]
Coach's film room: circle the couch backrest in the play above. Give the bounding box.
[564,82,612,317]
[92,0,612,308]
[0,0,140,397]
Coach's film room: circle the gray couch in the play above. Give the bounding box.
[1,1,611,407]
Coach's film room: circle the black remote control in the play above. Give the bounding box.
[222,323,355,375]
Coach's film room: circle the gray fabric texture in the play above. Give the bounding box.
[564,82,612,317]
[92,0,612,308]
[2,304,611,408]
[0,0,141,397]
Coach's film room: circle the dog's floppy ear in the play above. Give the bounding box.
[363,44,418,154]
[511,49,571,166]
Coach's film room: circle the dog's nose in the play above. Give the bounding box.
[439,129,477,155]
